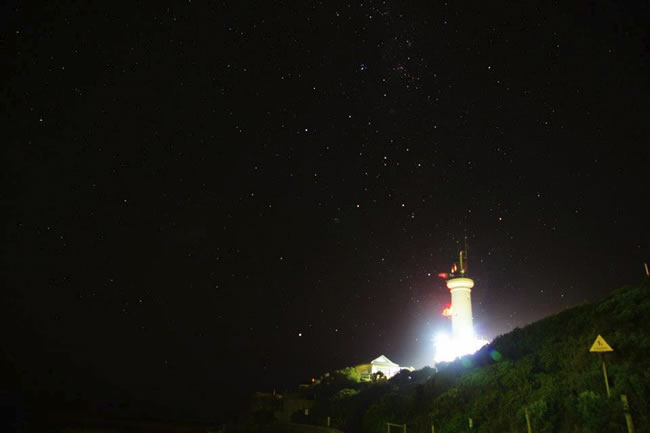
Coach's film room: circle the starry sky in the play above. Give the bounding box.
[3,0,649,422]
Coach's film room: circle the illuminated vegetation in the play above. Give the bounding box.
[301,281,650,433]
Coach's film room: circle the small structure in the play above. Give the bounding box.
[250,391,313,423]
[354,355,407,380]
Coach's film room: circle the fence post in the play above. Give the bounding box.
[621,394,635,433]
[525,407,532,433]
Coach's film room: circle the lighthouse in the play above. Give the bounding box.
[434,249,487,363]
[446,250,475,340]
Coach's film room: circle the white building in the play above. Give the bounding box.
[447,276,475,340]
[354,355,411,380]
[445,250,475,340]
[434,249,488,363]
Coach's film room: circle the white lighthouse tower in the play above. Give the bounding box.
[446,250,475,341]
[434,249,487,363]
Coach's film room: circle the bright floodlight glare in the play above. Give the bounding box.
[434,331,488,363]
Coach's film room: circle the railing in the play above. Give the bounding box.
[280,422,345,433]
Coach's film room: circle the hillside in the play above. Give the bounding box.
[298,281,650,433]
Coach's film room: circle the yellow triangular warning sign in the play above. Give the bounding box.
[589,335,613,352]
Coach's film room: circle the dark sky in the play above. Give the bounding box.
[3,0,649,422]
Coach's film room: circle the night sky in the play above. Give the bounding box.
[3,0,649,422]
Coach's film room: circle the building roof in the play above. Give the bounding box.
[370,355,399,367]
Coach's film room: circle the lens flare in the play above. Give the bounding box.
[434,331,488,363]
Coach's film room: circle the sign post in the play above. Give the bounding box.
[589,335,613,397]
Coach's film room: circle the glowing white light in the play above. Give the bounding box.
[434,331,488,363]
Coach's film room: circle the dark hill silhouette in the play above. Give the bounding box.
[299,280,649,433]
